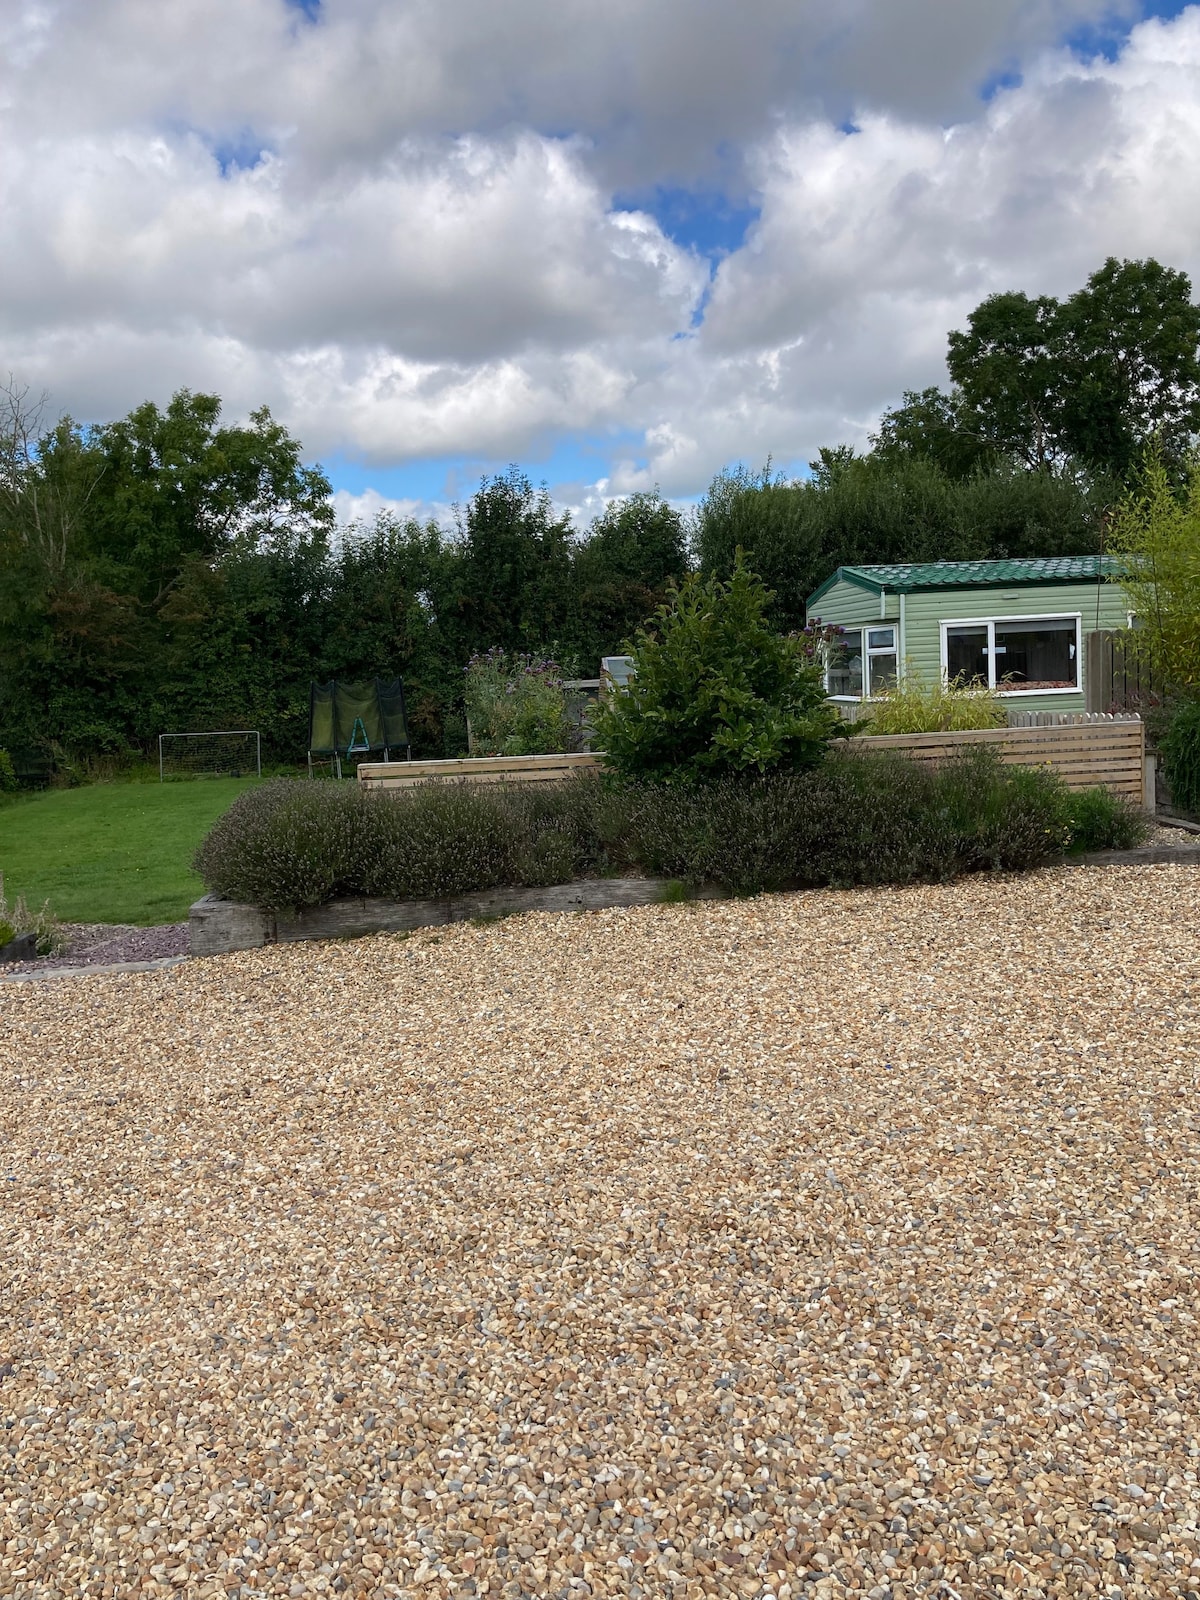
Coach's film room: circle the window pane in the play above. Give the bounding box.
[826,630,863,696]
[946,625,989,686]
[868,653,898,694]
[867,627,895,650]
[994,619,1077,691]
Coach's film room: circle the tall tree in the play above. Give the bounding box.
[945,258,1200,478]
[947,291,1065,469]
[871,386,996,479]
[570,490,687,666]
[453,467,575,659]
[1056,258,1200,477]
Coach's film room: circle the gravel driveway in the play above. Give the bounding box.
[2,864,1199,1599]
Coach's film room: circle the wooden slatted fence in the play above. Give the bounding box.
[357,752,603,789]
[849,718,1145,802]
[360,721,1145,803]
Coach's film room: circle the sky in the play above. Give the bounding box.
[2,0,1199,526]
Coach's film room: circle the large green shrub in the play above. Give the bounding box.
[591,558,842,783]
[463,649,571,756]
[1162,698,1200,815]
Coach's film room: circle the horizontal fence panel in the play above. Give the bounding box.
[358,752,603,789]
[360,724,1145,803]
[849,719,1144,802]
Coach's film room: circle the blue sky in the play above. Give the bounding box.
[4,0,1199,525]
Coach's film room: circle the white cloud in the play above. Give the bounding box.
[2,2,1199,502]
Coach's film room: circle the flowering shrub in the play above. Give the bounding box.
[464,648,572,756]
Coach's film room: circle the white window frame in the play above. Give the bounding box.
[939,612,1083,696]
[825,624,899,701]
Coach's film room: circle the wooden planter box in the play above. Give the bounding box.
[357,752,602,789]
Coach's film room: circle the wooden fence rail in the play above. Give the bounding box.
[849,719,1145,803]
[360,719,1146,804]
[357,752,602,789]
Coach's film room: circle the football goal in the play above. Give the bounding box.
[158,730,262,782]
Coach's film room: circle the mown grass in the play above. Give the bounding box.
[0,778,262,925]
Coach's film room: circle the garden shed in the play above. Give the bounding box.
[806,555,1131,714]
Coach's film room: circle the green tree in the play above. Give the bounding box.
[946,259,1200,478]
[570,490,687,667]
[454,467,574,659]
[591,558,840,784]
[83,390,334,604]
[0,385,336,766]
[1108,444,1200,692]
[1056,258,1200,477]
[871,386,995,479]
[947,290,1065,469]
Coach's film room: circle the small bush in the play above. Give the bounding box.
[591,556,842,784]
[0,873,69,956]
[1065,787,1150,852]
[1162,698,1200,815]
[194,775,608,911]
[606,747,1074,896]
[464,649,571,756]
[0,750,17,794]
[862,671,1007,734]
[0,920,15,948]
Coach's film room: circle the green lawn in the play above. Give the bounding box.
[0,778,261,926]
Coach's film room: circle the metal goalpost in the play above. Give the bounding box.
[158,730,263,782]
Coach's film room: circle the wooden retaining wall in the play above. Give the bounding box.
[850,717,1146,803]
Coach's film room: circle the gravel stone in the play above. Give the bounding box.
[4,921,189,974]
[2,863,1199,1598]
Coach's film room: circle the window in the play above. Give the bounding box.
[826,626,898,698]
[943,616,1080,693]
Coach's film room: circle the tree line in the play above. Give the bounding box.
[2,255,1197,772]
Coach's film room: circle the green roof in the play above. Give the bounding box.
[807,555,1122,608]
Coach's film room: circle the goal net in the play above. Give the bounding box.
[158,730,262,781]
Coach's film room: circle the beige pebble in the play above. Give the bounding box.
[1,863,1198,1597]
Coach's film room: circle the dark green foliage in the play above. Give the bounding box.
[571,491,688,667]
[946,257,1200,477]
[590,560,841,782]
[871,387,997,479]
[0,389,689,770]
[1162,698,1200,815]
[194,775,611,910]
[614,748,1072,895]
[694,456,1104,619]
[1064,787,1150,853]
[195,750,1081,909]
[452,467,575,659]
[0,750,16,793]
